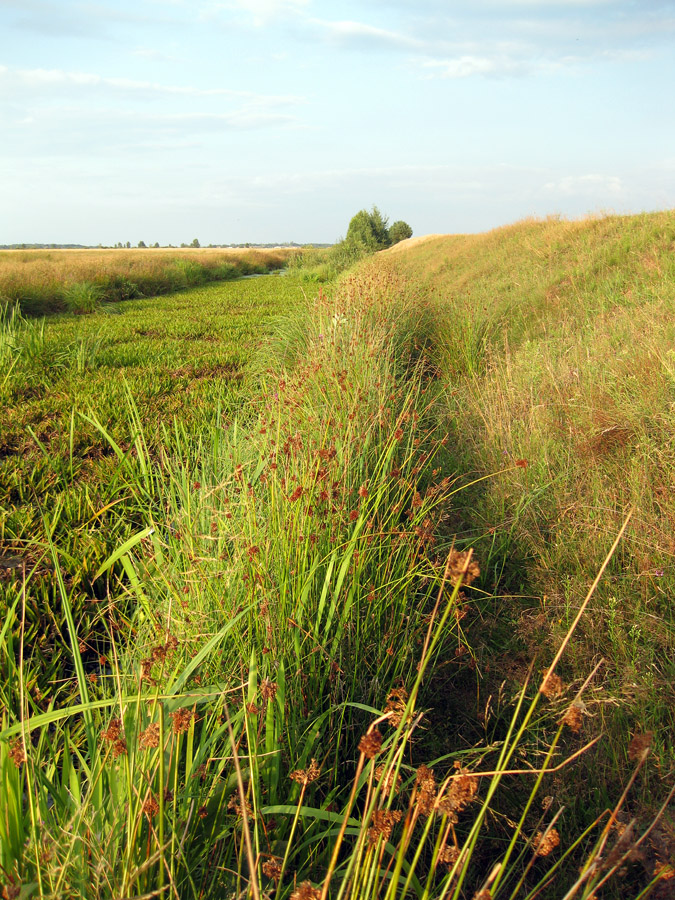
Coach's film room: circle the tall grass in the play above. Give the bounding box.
[382,211,675,877]
[2,262,672,898]
[0,247,296,316]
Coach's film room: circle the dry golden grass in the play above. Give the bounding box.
[0,246,294,286]
[381,209,675,825]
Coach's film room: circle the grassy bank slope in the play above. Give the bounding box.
[384,211,675,837]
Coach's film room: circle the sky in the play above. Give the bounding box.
[1,0,674,245]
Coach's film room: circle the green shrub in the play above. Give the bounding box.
[389,220,414,244]
[63,281,102,314]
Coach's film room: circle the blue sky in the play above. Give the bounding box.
[1,0,674,244]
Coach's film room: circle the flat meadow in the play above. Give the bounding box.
[1,221,674,900]
[0,246,295,316]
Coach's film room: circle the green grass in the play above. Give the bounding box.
[384,211,675,867]
[1,273,305,711]
[1,228,673,899]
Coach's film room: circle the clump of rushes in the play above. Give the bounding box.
[62,280,102,314]
[1,266,671,898]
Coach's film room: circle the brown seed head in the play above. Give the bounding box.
[415,765,437,817]
[262,857,283,881]
[151,643,167,664]
[415,764,435,791]
[8,739,27,767]
[540,668,564,699]
[375,764,402,798]
[437,845,460,869]
[260,678,278,701]
[628,731,653,762]
[290,882,321,900]
[562,703,584,733]
[359,729,383,759]
[140,657,156,685]
[290,758,321,786]
[437,766,479,822]
[384,687,409,727]
[654,861,675,882]
[227,792,253,819]
[170,707,196,734]
[447,550,480,587]
[142,794,160,818]
[139,722,160,750]
[102,717,122,743]
[367,808,402,846]
[534,827,561,857]
[112,737,127,758]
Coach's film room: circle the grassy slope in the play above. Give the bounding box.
[384,211,675,826]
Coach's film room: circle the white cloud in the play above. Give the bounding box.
[419,54,529,78]
[308,18,423,49]
[0,64,303,106]
[544,174,624,195]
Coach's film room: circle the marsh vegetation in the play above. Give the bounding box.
[1,218,673,899]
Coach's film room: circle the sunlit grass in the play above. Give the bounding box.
[0,246,297,315]
[384,210,675,865]
[1,224,673,898]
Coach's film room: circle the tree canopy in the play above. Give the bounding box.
[388,220,413,245]
[344,207,412,253]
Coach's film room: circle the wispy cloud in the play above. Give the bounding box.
[544,174,624,196]
[300,1,673,78]
[1,0,164,38]
[419,54,531,78]
[308,18,423,50]
[0,64,303,106]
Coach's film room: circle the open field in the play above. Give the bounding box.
[0,246,297,316]
[2,219,674,899]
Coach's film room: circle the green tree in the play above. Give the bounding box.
[138,240,146,248]
[191,238,200,248]
[388,221,413,244]
[345,206,391,252]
